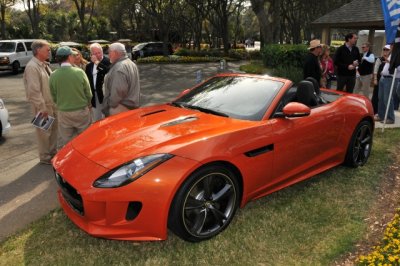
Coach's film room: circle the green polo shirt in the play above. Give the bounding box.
[49,65,92,112]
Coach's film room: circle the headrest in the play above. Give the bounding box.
[305,77,320,95]
[297,80,314,92]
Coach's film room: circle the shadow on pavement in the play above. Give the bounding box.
[0,163,58,242]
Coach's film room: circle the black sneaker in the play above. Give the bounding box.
[381,119,395,124]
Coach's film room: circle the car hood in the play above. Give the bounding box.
[71,104,252,169]
[0,52,13,56]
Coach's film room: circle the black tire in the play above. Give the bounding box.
[168,164,240,242]
[0,121,2,138]
[12,61,20,75]
[344,120,373,167]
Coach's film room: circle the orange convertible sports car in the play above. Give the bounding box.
[53,74,374,242]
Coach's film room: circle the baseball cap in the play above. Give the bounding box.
[56,46,78,56]
[383,44,391,50]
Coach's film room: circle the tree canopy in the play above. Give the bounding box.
[0,0,352,46]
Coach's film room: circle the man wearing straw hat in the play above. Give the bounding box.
[303,39,323,85]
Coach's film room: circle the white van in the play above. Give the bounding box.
[0,39,36,74]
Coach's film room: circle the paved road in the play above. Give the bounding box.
[0,61,243,241]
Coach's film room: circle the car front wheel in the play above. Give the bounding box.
[344,120,373,167]
[12,61,20,75]
[168,164,240,242]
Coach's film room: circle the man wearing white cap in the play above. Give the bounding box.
[303,39,322,85]
[371,44,391,114]
[49,46,93,147]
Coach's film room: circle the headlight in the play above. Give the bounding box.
[0,56,10,64]
[93,154,173,188]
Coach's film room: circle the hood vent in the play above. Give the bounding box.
[161,116,198,127]
[141,109,166,117]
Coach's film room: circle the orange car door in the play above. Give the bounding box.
[271,104,344,188]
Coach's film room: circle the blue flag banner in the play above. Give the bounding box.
[381,0,400,43]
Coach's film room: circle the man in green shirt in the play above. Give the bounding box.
[49,46,92,147]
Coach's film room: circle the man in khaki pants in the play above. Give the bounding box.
[23,40,57,165]
[102,42,140,117]
[49,46,92,147]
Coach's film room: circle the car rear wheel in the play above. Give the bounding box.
[344,120,373,167]
[12,61,20,75]
[168,164,240,242]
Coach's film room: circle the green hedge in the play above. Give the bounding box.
[270,65,304,84]
[137,55,223,63]
[261,44,308,68]
[173,48,262,60]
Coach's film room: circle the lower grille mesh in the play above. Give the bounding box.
[54,171,84,215]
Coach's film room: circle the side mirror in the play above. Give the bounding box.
[281,102,311,118]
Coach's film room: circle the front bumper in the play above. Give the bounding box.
[0,107,11,135]
[2,121,11,134]
[53,143,200,241]
[0,65,12,71]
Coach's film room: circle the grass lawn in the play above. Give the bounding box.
[1,129,399,265]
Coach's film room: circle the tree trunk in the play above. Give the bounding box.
[250,0,272,46]
[0,5,5,39]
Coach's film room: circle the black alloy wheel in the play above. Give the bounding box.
[344,120,373,167]
[168,165,240,242]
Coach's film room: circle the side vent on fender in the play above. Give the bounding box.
[245,144,274,157]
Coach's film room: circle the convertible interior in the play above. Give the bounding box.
[273,77,342,116]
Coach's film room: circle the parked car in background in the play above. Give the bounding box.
[131,42,173,60]
[0,99,11,138]
[0,39,36,74]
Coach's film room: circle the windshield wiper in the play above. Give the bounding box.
[170,102,229,117]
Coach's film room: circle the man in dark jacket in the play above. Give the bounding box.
[333,33,361,93]
[303,39,323,85]
[85,43,111,121]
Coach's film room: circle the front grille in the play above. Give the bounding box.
[54,171,84,215]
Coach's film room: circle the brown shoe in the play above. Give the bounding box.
[374,115,382,121]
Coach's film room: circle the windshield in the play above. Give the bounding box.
[173,76,283,121]
[0,42,16,53]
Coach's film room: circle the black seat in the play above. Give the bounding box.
[295,80,318,107]
[305,77,327,104]
[305,77,320,95]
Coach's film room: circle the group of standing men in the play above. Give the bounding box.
[304,32,400,124]
[23,40,140,164]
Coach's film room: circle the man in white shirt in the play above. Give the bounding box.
[354,42,375,97]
